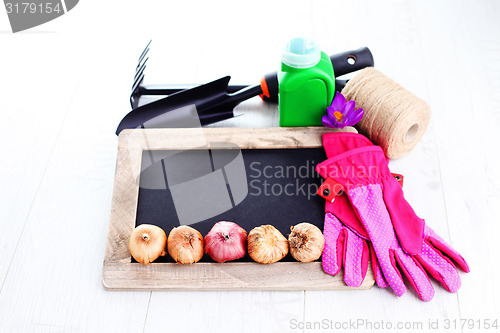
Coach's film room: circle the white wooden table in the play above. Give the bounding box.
[0,1,499,332]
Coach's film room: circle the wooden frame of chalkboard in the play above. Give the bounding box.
[102,127,375,291]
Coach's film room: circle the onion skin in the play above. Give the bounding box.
[247,225,289,264]
[167,226,204,264]
[288,222,325,262]
[129,224,167,265]
[204,221,247,263]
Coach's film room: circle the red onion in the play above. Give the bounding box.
[204,221,247,263]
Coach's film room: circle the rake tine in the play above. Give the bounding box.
[132,56,148,90]
[132,63,147,94]
[130,67,145,108]
[136,40,151,70]
[134,55,149,79]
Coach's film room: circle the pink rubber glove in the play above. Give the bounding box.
[321,133,388,288]
[317,133,469,301]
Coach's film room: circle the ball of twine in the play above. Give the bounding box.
[341,67,431,159]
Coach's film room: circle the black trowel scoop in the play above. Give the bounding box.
[116,76,261,134]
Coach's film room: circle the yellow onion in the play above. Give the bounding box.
[205,221,247,263]
[167,225,204,264]
[288,222,325,262]
[247,225,288,264]
[129,224,167,265]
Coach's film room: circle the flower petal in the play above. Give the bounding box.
[343,108,364,126]
[342,107,357,122]
[322,115,344,128]
[322,115,336,128]
[349,108,364,125]
[331,92,346,111]
[326,106,337,119]
[343,100,355,114]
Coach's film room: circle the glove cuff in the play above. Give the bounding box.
[316,146,392,190]
[322,132,375,158]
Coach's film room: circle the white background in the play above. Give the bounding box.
[0,0,499,332]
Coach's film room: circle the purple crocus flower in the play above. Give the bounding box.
[322,92,364,129]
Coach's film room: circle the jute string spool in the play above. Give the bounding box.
[341,67,431,159]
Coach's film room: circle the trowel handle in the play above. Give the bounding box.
[330,47,374,77]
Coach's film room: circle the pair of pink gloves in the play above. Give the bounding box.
[316,133,469,301]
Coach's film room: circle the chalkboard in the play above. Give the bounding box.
[136,148,327,262]
[102,127,374,291]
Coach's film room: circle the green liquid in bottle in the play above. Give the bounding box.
[278,38,335,127]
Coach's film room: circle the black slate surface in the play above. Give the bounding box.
[135,148,326,262]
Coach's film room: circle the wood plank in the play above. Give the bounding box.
[144,291,305,333]
[118,126,357,150]
[103,262,374,291]
[0,35,84,289]
[415,0,500,319]
[104,146,142,264]
[0,35,152,331]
